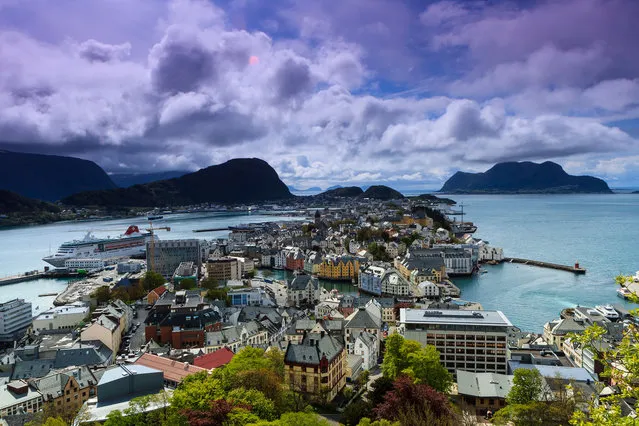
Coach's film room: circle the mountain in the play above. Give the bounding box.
[110,171,191,188]
[0,150,117,201]
[288,186,322,192]
[0,190,61,214]
[317,186,364,198]
[326,185,343,191]
[440,161,612,194]
[63,158,294,207]
[360,185,405,200]
[414,194,457,205]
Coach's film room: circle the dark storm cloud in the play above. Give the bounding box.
[273,58,313,100]
[150,32,216,95]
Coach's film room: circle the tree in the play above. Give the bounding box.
[373,376,455,426]
[381,333,452,393]
[507,369,544,405]
[93,285,111,304]
[26,417,67,426]
[201,276,220,290]
[341,400,373,426]
[180,399,251,426]
[367,376,394,407]
[178,278,196,290]
[357,419,400,426]
[227,388,276,421]
[141,271,165,291]
[248,411,332,426]
[206,287,229,302]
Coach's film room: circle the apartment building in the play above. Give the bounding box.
[32,302,90,333]
[284,330,346,401]
[147,239,201,279]
[206,257,241,281]
[0,299,33,343]
[399,308,512,376]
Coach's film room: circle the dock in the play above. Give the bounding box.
[0,270,85,286]
[193,227,230,233]
[504,258,586,274]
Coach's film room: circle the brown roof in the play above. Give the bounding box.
[194,347,235,370]
[134,353,206,384]
[152,286,168,296]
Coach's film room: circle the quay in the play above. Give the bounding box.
[504,257,586,274]
[0,270,85,286]
[193,227,230,232]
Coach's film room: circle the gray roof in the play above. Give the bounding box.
[456,370,513,398]
[33,366,97,402]
[355,331,375,347]
[11,359,55,380]
[284,333,343,365]
[551,317,587,335]
[54,343,112,368]
[400,308,512,327]
[346,309,381,330]
[289,275,319,291]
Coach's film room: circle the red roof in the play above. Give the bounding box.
[152,286,167,296]
[134,353,206,383]
[193,347,235,370]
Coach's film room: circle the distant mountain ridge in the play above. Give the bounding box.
[0,150,117,201]
[63,158,294,207]
[360,185,405,200]
[110,171,191,188]
[0,190,61,214]
[440,161,612,194]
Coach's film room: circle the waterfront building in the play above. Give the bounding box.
[64,258,105,271]
[399,308,512,376]
[206,257,241,281]
[0,299,33,343]
[32,302,90,333]
[117,261,143,274]
[318,255,361,281]
[479,245,504,262]
[147,239,201,280]
[381,268,411,297]
[287,275,322,307]
[134,353,206,388]
[542,317,587,351]
[395,255,447,284]
[228,256,255,276]
[0,380,43,417]
[285,248,305,271]
[284,330,346,401]
[359,264,385,296]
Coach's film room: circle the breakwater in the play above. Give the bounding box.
[503,258,586,274]
[0,270,84,286]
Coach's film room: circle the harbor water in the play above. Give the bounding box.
[0,194,638,331]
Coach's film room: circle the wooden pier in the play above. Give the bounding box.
[503,258,586,274]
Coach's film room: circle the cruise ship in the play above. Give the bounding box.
[43,226,156,268]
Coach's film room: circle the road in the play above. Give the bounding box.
[123,304,149,353]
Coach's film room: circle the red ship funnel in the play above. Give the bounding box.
[125,225,140,235]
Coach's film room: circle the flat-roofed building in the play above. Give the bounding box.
[148,239,201,280]
[206,257,241,281]
[399,308,512,376]
[32,302,90,333]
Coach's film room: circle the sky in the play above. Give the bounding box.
[0,0,638,190]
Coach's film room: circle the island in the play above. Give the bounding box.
[440,161,612,194]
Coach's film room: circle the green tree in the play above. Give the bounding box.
[227,388,277,420]
[171,372,225,410]
[381,334,452,393]
[357,419,400,426]
[207,287,229,301]
[93,285,111,304]
[201,276,220,290]
[141,271,165,291]
[507,368,544,405]
[248,411,331,426]
[177,278,196,290]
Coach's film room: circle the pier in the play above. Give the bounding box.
[503,258,586,274]
[0,270,84,286]
[193,227,230,232]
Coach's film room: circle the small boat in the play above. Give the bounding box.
[147,215,164,221]
[617,287,633,300]
[481,270,488,274]
[595,304,620,321]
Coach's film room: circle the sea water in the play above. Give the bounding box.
[0,195,637,330]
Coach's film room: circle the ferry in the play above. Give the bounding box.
[617,287,633,300]
[594,305,620,321]
[43,226,156,268]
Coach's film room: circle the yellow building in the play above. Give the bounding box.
[318,256,361,281]
[284,329,346,401]
[394,256,446,284]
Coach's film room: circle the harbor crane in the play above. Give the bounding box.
[146,221,171,273]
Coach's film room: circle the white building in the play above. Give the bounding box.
[354,331,378,370]
[32,302,90,333]
[479,245,504,262]
[274,249,289,270]
[345,299,382,353]
[417,281,440,298]
[287,275,322,307]
[0,380,43,417]
[229,256,255,276]
[399,308,512,376]
[381,268,411,297]
[64,258,106,271]
[0,299,32,342]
